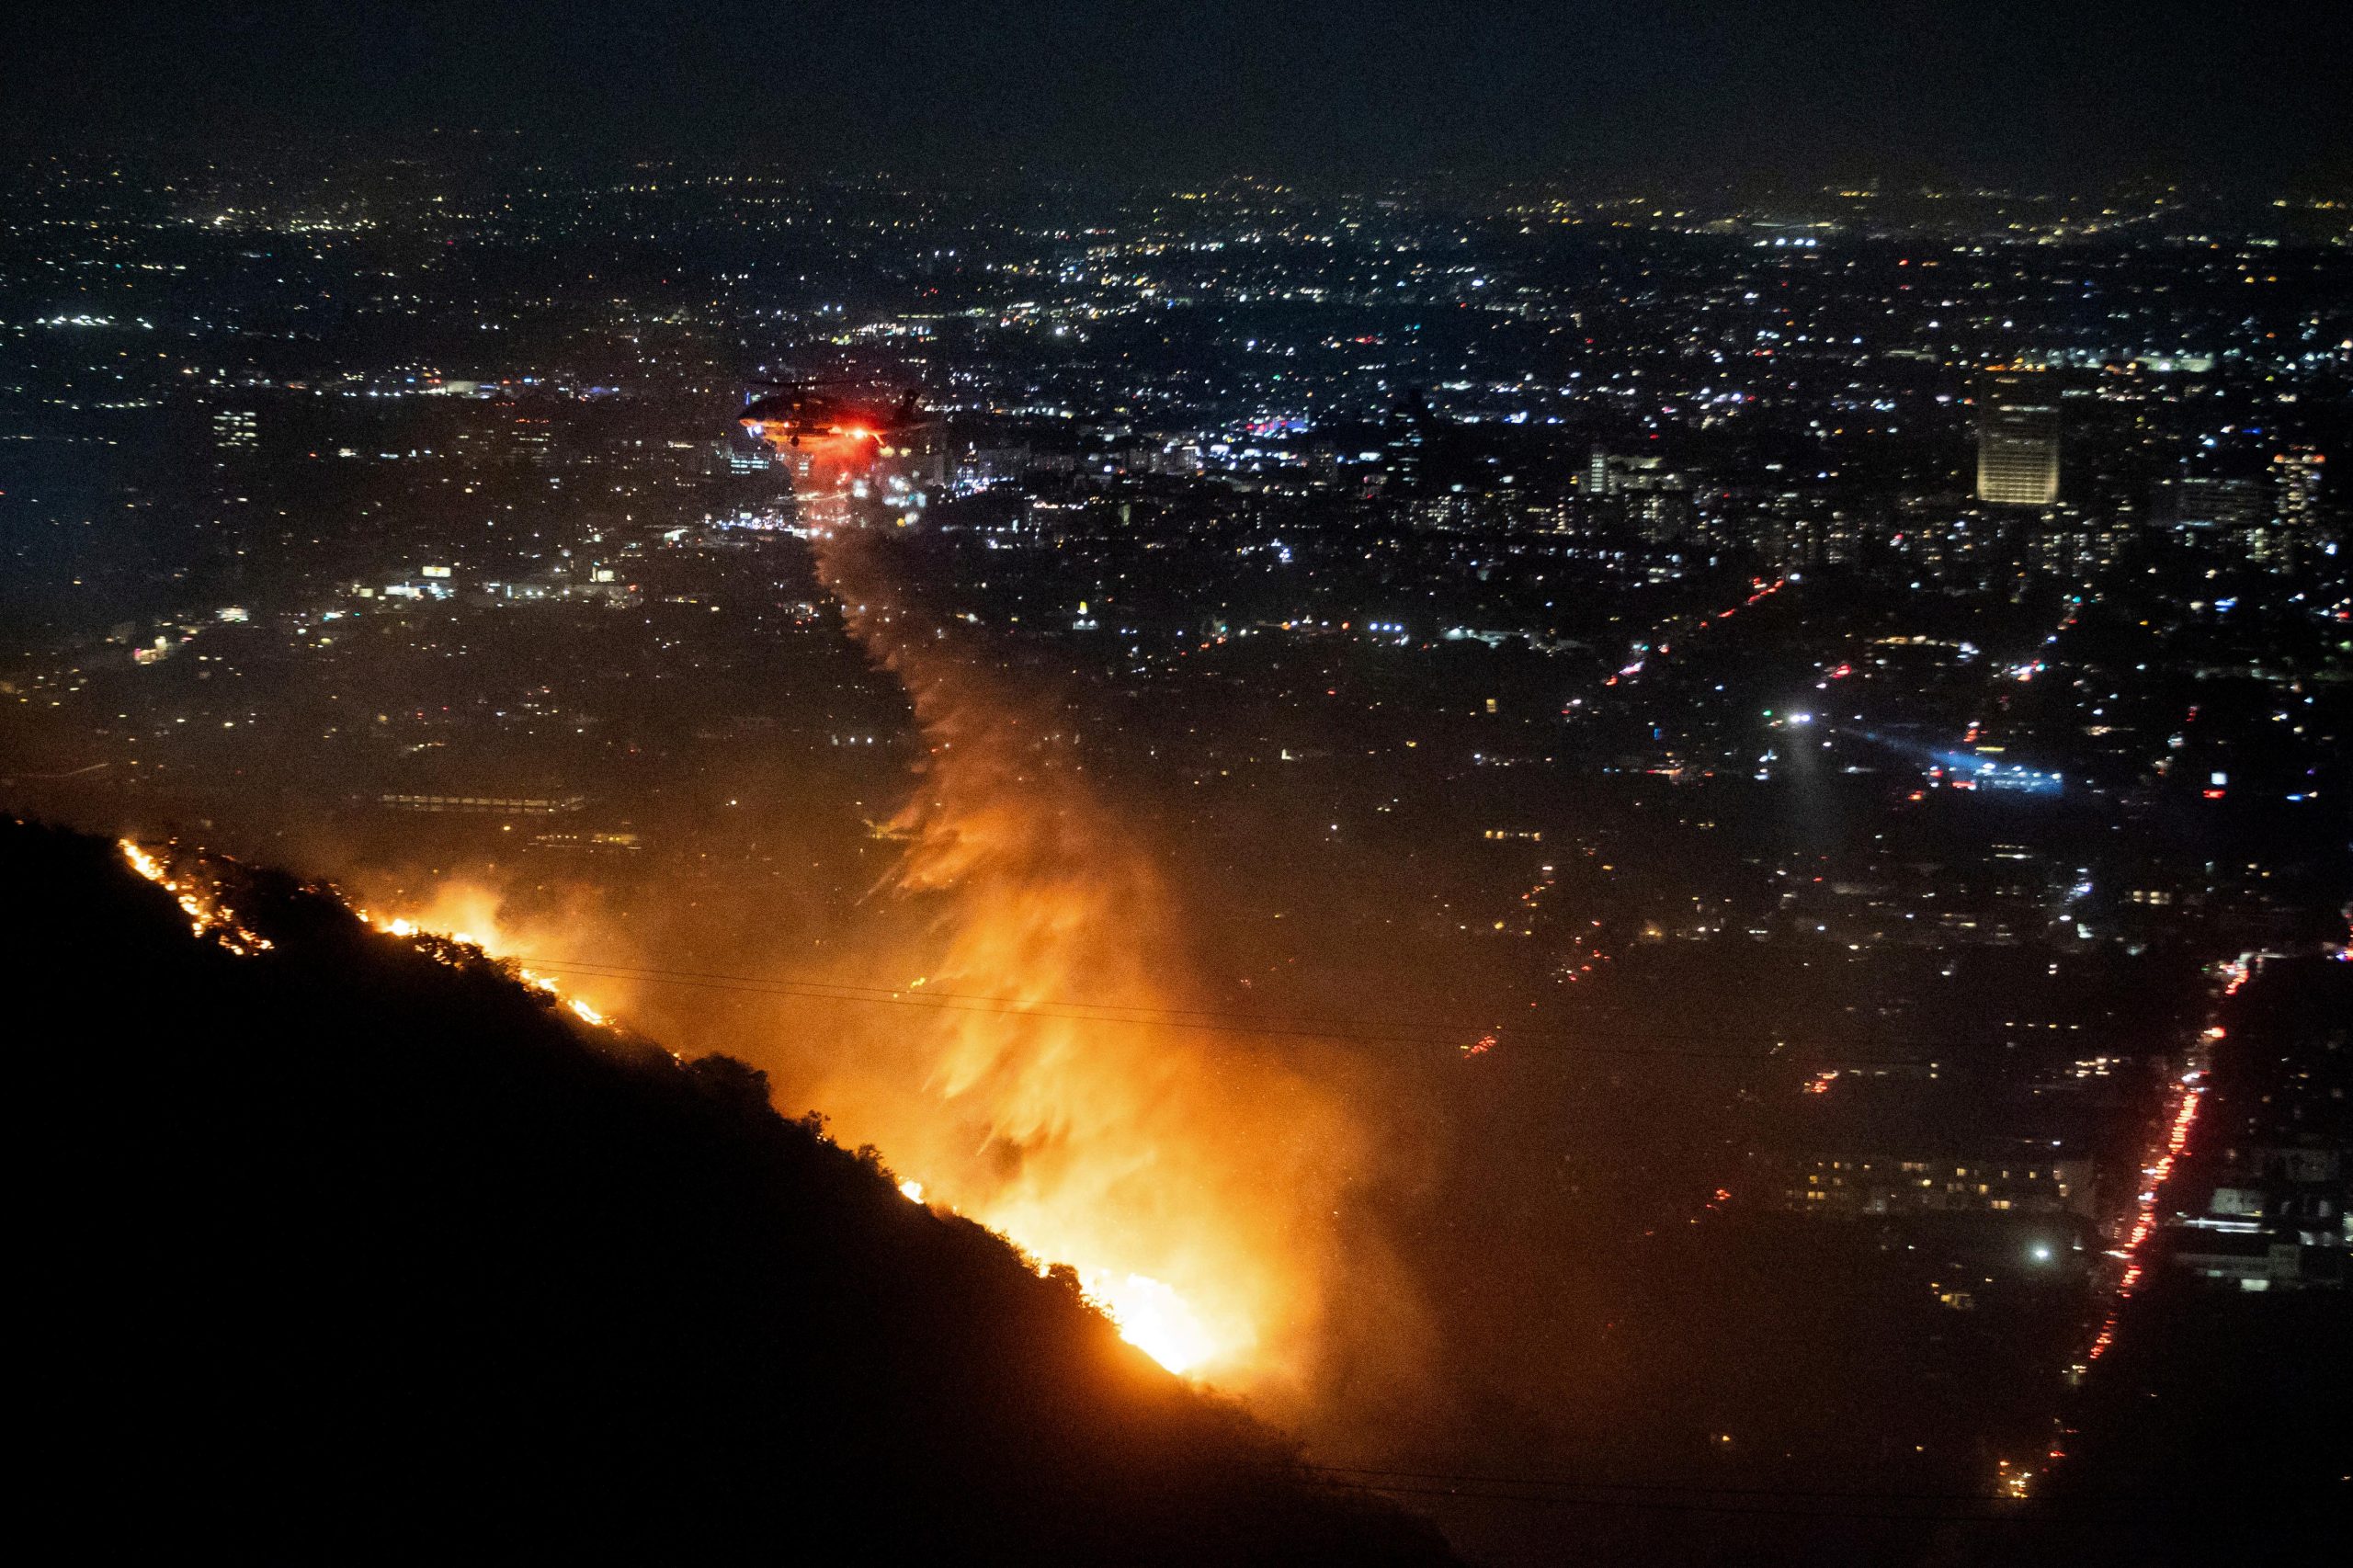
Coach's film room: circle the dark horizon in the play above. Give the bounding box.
[6,1,2350,192]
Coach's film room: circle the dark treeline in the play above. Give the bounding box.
[6,820,1449,1563]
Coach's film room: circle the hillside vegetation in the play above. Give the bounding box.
[6,820,1449,1564]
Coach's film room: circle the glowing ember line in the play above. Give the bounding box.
[137,837,1255,1382]
[352,904,623,1035]
[119,838,272,956]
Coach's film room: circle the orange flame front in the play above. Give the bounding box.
[351,436,1407,1394]
[767,436,1376,1386]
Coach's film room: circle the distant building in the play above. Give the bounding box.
[1586,448,1664,499]
[380,793,586,815]
[529,828,642,853]
[2160,452,2326,572]
[1384,394,1430,492]
[2263,447,2328,569]
[1586,449,1691,541]
[1782,1151,2093,1217]
[2170,1231,2342,1292]
[2273,447,2324,528]
[2165,473,2265,532]
[211,409,258,450]
[1974,373,2061,507]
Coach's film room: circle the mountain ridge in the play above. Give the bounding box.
[6,818,1449,1564]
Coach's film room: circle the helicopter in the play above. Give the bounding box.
[737,379,925,448]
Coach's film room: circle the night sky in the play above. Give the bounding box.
[6,0,2348,187]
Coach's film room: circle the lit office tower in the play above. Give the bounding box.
[2272,447,2324,528]
[1975,373,2061,506]
[211,409,258,450]
[2253,446,2328,571]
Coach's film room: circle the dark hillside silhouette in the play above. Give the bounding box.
[6,819,1449,1564]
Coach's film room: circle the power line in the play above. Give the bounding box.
[1305,1476,2022,1524]
[1304,1463,2017,1504]
[515,952,1966,1062]
[528,958,1764,1055]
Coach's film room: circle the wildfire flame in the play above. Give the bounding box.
[126,809,1243,1381]
[354,855,1278,1379]
[740,433,1375,1386]
[337,436,1400,1392]
[1082,1271,1217,1376]
[119,838,272,956]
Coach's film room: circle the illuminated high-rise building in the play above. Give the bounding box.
[1974,373,2061,507]
[2166,474,2264,532]
[2272,447,2324,530]
[2251,446,2327,571]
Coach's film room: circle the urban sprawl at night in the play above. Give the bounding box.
[5,7,2347,1563]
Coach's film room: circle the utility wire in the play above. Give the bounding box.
[1306,1476,2021,1524]
[528,957,1765,1055]
[516,952,1966,1062]
[1303,1463,2018,1504]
